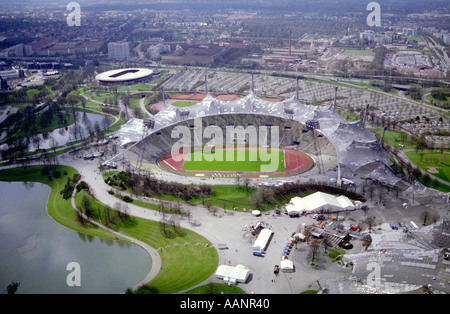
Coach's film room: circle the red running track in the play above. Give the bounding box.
[158,146,313,178]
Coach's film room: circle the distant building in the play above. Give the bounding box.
[360,30,375,42]
[161,55,213,66]
[7,43,33,57]
[403,28,418,37]
[147,43,171,61]
[0,69,19,80]
[443,34,450,45]
[95,68,153,86]
[108,42,130,60]
[0,76,10,90]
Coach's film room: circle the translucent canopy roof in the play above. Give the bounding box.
[115,92,391,175]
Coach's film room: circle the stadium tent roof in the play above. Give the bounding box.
[113,92,397,182]
[215,264,250,284]
[285,191,355,215]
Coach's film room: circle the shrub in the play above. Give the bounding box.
[122,195,133,203]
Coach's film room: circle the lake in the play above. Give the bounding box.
[28,111,111,151]
[0,181,151,294]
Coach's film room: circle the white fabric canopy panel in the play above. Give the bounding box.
[285,191,355,215]
[215,264,250,284]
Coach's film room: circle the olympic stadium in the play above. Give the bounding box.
[110,80,402,186]
[95,68,153,86]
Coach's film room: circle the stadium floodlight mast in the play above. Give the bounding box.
[251,72,255,94]
[363,104,370,128]
[205,73,209,96]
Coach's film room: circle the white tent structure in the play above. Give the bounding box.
[251,210,261,217]
[215,264,250,285]
[253,228,273,253]
[280,259,295,273]
[285,191,355,216]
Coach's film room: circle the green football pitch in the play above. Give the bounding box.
[182,148,285,172]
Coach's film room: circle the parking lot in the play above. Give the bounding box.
[179,181,448,294]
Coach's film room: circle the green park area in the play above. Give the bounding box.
[344,49,370,55]
[405,150,450,183]
[0,165,218,294]
[183,148,285,172]
[102,169,357,213]
[371,127,416,150]
[103,170,261,211]
[406,36,423,42]
[370,128,450,192]
[171,101,198,107]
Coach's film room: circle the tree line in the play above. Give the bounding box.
[104,171,213,201]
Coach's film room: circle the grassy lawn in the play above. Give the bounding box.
[197,184,256,209]
[117,83,154,92]
[336,108,361,122]
[185,283,246,294]
[406,36,423,42]
[107,189,185,214]
[144,184,257,211]
[344,49,370,55]
[148,243,217,294]
[300,290,319,294]
[104,170,259,210]
[171,101,198,107]
[371,128,416,150]
[405,150,450,183]
[106,112,127,133]
[328,248,346,261]
[128,97,146,117]
[183,148,285,172]
[26,88,40,99]
[427,93,450,108]
[103,170,319,212]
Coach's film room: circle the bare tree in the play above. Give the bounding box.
[168,215,180,232]
[185,209,192,224]
[308,242,320,266]
[364,217,377,233]
[81,194,92,218]
[420,211,430,226]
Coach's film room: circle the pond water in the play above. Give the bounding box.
[28,111,111,151]
[0,181,151,294]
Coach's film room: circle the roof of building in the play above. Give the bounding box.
[95,68,153,82]
[286,192,355,214]
[215,264,250,283]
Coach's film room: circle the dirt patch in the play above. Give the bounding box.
[427,167,439,174]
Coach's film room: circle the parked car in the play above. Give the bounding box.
[315,214,326,221]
